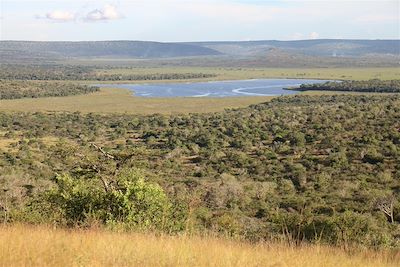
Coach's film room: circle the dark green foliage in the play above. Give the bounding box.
[298,79,400,93]
[0,65,216,81]
[0,80,99,99]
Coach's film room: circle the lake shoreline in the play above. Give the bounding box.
[95,78,330,98]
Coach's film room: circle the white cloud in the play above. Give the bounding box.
[310,32,319,39]
[46,10,76,21]
[85,4,123,22]
[35,4,123,23]
[35,10,76,22]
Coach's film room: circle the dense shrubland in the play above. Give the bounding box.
[0,65,92,80]
[298,79,400,93]
[0,94,399,248]
[0,65,216,81]
[0,80,99,99]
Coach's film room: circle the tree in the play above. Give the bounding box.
[376,196,395,223]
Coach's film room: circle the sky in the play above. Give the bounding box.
[0,0,399,41]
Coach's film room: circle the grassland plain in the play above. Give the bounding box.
[0,87,367,114]
[93,67,400,83]
[0,87,276,114]
[0,225,399,267]
[1,67,398,114]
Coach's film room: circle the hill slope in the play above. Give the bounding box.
[1,39,398,66]
[189,39,400,57]
[0,40,222,60]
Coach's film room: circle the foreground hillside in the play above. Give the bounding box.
[1,94,399,249]
[0,225,398,267]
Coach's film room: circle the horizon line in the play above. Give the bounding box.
[1,38,400,43]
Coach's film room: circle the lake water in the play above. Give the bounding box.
[97,79,329,98]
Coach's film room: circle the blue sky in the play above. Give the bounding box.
[1,0,399,41]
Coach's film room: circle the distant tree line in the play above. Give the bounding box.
[0,65,92,81]
[298,79,400,93]
[0,65,217,81]
[0,80,99,99]
[91,73,217,81]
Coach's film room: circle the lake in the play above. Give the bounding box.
[97,79,330,98]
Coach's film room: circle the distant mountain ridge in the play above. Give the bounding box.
[0,39,399,64]
[188,39,400,57]
[0,40,222,59]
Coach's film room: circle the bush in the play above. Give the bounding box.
[271,210,394,248]
[330,211,393,248]
[104,169,171,230]
[21,169,187,232]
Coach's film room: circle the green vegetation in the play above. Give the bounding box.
[37,169,186,232]
[0,80,98,99]
[0,66,399,115]
[1,62,399,249]
[1,94,399,248]
[298,79,400,93]
[88,72,216,81]
[0,65,216,81]
[0,65,92,80]
[94,67,400,82]
[1,65,400,83]
[1,37,400,265]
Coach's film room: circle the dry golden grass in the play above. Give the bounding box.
[0,139,16,150]
[93,67,400,82]
[0,135,60,152]
[0,225,398,267]
[0,87,372,115]
[0,88,275,114]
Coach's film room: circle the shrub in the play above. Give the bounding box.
[22,169,187,232]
